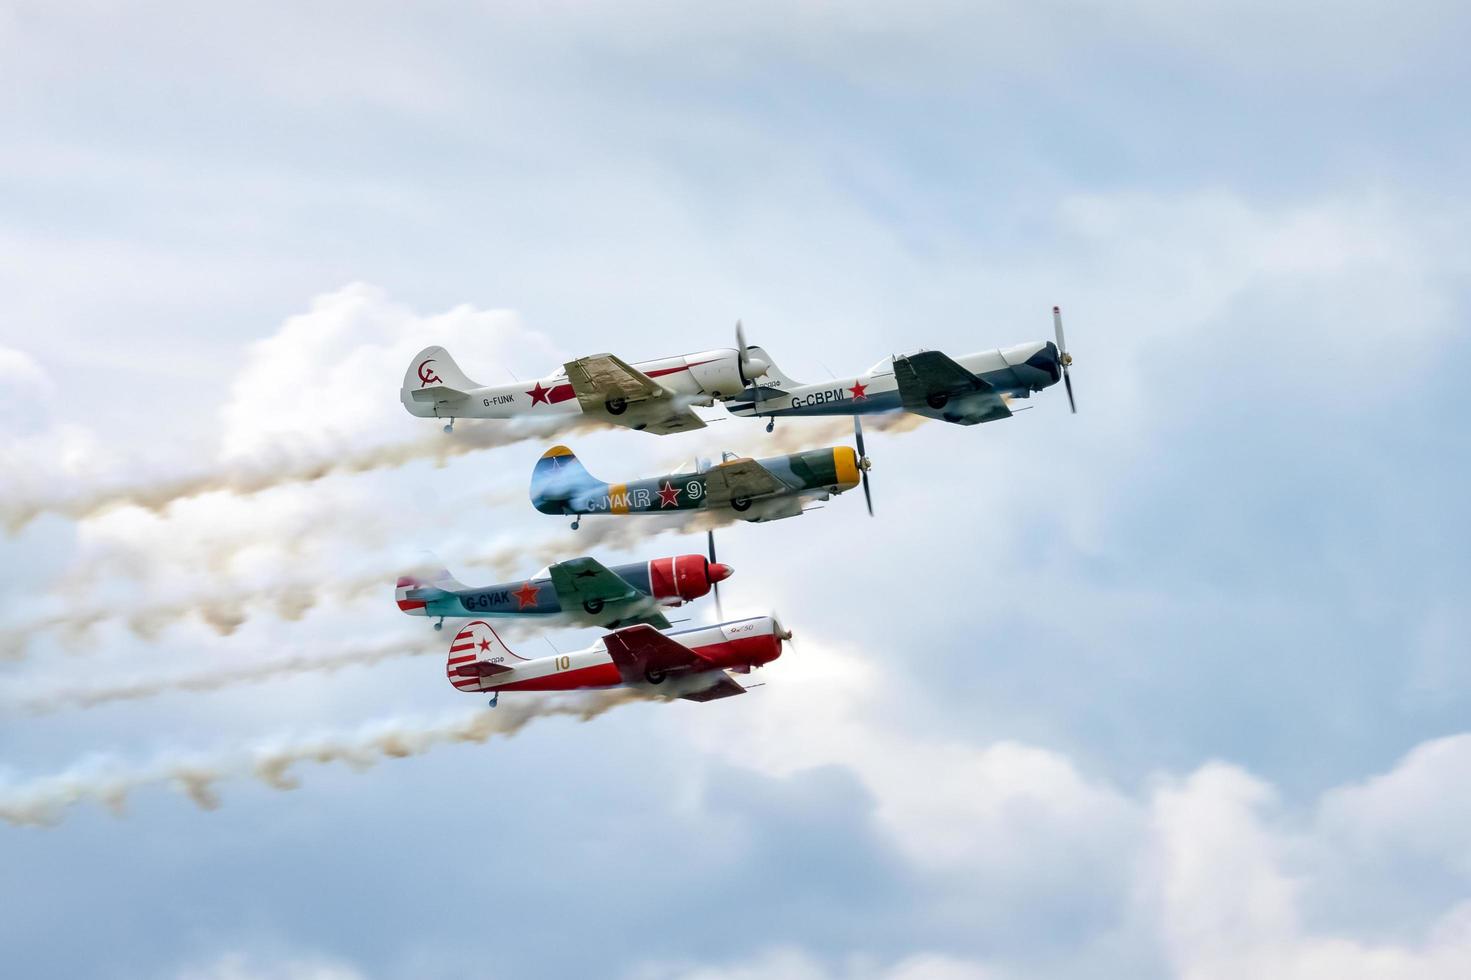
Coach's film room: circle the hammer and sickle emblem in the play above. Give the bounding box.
[417,359,443,387]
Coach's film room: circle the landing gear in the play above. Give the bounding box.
[443,418,456,434]
[766,417,775,433]
[605,397,628,415]
[582,597,605,614]
[570,517,581,530]
[645,668,667,685]
[433,617,444,632]
[487,693,499,708]
[926,392,949,410]
[730,497,752,512]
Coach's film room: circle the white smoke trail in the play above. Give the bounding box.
[0,689,651,827]
[1,415,611,534]
[3,637,433,715]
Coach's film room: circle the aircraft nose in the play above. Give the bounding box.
[708,562,734,583]
[1028,341,1062,383]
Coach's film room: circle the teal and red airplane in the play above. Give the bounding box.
[396,552,732,632]
[446,614,791,706]
[530,425,875,529]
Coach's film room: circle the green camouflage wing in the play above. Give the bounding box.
[548,557,642,607]
[893,350,1012,425]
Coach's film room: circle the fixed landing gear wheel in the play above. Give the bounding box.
[605,397,628,415]
[571,517,581,530]
[926,392,949,410]
[582,598,605,614]
[645,668,667,685]
[731,497,752,512]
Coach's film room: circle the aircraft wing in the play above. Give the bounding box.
[563,354,707,435]
[549,557,641,606]
[893,350,1013,426]
[701,458,788,505]
[679,671,748,702]
[601,624,712,682]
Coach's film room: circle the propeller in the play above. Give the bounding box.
[770,610,794,644]
[734,320,769,387]
[1052,305,1077,414]
[707,529,725,620]
[853,416,874,516]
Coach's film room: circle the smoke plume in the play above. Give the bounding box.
[0,689,650,827]
[1,416,609,533]
[4,637,432,715]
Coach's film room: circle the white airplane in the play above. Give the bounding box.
[401,336,794,435]
[725,309,1077,429]
[446,614,791,706]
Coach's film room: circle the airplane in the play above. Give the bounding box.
[530,425,875,529]
[395,551,733,632]
[724,309,1078,430]
[446,614,791,706]
[401,335,793,435]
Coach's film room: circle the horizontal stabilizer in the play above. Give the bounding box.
[410,384,470,404]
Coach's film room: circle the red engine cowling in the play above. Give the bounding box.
[648,555,734,603]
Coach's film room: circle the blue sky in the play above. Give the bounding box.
[2,3,1470,978]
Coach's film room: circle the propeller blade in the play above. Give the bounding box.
[852,414,867,460]
[770,611,793,643]
[1053,305,1076,414]
[735,320,750,386]
[853,416,874,516]
[707,529,724,620]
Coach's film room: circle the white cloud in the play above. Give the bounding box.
[219,282,561,460]
[635,947,999,980]
[176,952,366,980]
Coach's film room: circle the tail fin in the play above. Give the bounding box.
[447,621,525,692]
[402,346,483,414]
[395,565,466,615]
[530,445,604,515]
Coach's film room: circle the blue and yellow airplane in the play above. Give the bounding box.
[531,432,874,529]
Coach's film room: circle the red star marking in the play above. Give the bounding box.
[657,481,683,508]
[513,581,540,609]
[526,381,551,406]
[478,638,491,653]
[848,381,869,400]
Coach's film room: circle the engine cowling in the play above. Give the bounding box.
[648,555,734,602]
[684,351,749,400]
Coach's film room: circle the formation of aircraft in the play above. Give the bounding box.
[446,615,790,706]
[529,429,874,530]
[401,311,1076,434]
[396,551,732,632]
[396,307,1076,708]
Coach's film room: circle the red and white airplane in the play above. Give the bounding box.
[446,615,791,706]
[401,326,792,435]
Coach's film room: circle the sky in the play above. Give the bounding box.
[2,2,1470,977]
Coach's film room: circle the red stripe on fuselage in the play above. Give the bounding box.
[492,662,624,692]
[546,360,717,406]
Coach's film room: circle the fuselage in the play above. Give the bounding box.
[447,617,784,695]
[726,340,1063,418]
[397,555,729,625]
[404,349,750,421]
